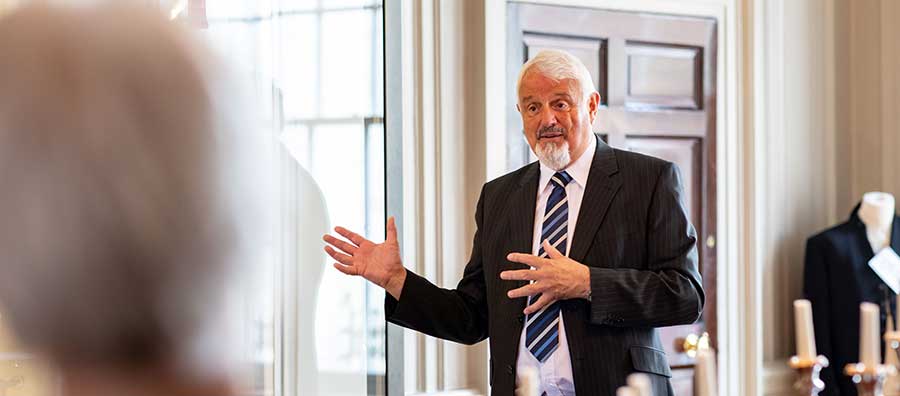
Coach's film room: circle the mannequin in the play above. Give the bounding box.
[859,192,895,253]
[804,193,900,396]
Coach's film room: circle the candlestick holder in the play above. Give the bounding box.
[845,363,896,396]
[789,355,829,396]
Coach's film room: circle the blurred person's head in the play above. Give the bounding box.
[516,49,601,170]
[0,3,249,395]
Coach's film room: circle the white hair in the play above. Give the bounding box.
[516,49,597,100]
[0,3,263,379]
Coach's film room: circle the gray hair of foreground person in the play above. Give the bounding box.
[0,3,255,386]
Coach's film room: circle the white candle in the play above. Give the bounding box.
[519,366,539,396]
[695,349,718,396]
[626,373,652,396]
[860,302,881,367]
[896,294,900,331]
[616,386,639,396]
[794,299,817,359]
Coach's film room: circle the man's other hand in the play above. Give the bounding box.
[501,240,591,315]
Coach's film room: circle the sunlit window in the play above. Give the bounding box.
[203,1,386,395]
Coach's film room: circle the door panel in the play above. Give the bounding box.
[510,4,717,394]
[625,43,703,110]
[523,33,608,105]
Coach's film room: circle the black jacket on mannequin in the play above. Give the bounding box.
[804,204,900,396]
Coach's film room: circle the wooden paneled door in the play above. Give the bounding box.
[507,3,717,394]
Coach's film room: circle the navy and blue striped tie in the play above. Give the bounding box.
[525,171,573,363]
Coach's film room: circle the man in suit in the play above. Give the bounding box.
[324,49,704,395]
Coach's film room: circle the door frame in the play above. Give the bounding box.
[385,1,404,395]
[485,1,754,395]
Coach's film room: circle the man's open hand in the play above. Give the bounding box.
[323,217,407,299]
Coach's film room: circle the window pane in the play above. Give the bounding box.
[0,2,387,396]
[207,0,272,20]
[321,10,373,117]
[276,0,318,11]
[323,0,380,9]
[205,2,387,396]
[277,15,317,119]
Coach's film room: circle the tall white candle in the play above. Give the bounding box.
[860,302,881,367]
[794,299,817,359]
[626,373,652,396]
[896,294,900,332]
[616,387,639,396]
[695,349,718,396]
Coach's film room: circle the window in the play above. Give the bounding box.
[202,1,386,395]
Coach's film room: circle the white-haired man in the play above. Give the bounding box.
[325,49,704,395]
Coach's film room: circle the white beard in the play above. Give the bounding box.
[534,140,571,171]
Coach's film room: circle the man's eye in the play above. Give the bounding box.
[528,105,538,113]
[555,102,569,110]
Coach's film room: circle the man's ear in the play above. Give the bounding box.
[587,92,601,122]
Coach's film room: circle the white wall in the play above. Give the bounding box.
[759,2,900,395]
[834,0,900,213]
[751,1,837,394]
[398,0,487,394]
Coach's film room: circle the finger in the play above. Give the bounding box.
[323,234,358,255]
[386,216,398,243]
[334,226,368,246]
[524,293,555,315]
[500,269,540,281]
[324,246,354,266]
[507,283,542,299]
[542,239,564,259]
[506,252,546,268]
[333,262,359,276]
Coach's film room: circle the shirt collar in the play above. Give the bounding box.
[538,135,596,192]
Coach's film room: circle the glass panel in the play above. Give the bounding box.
[321,10,374,117]
[202,14,277,396]
[0,2,387,396]
[277,14,317,119]
[206,0,271,19]
[204,2,386,396]
[323,0,381,9]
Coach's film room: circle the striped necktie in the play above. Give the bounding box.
[526,170,573,363]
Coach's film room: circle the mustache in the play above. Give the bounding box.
[538,126,566,138]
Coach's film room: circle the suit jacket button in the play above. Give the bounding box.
[517,314,525,323]
[506,365,514,374]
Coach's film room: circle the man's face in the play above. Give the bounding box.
[516,70,600,170]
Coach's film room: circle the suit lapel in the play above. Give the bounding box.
[501,163,540,312]
[569,136,623,263]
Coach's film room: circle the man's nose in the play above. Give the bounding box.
[539,106,558,127]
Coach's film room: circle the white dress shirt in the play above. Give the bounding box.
[514,137,596,396]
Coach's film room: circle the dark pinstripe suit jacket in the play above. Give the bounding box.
[386,135,704,396]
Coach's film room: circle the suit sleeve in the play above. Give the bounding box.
[383,187,489,345]
[587,162,705,327]
[804,237,839,396]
